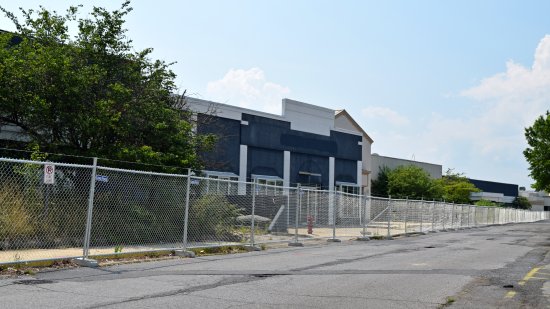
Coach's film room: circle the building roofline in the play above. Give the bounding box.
[371,153,441,167]
[185,97,286,120]
[334,109,374,143]
[468,178,519,187]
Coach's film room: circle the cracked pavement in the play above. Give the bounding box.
[2,221,550,308]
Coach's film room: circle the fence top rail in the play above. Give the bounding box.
[97,165,189,178]
[1,157,549,216]
[0,157,92,169]
[337,191,365,198]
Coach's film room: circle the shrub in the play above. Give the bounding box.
[0,185,36,241]
[188,194,242,241]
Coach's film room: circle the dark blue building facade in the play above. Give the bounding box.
[468,179,519,197]
[195,99,363,190]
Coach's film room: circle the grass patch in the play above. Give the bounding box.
[93,250,174,261]
[192,246,249,256]
[438,296,455,308]
[370,235,385,240]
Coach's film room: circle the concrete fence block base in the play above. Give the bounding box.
[72,257,98,268]
[288,242,304,247]
[174,250,196,258]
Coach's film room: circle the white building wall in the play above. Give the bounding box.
[520,190,550,211]
[282,99,335,136]
[333,113,373,194]
[371,154,442,180]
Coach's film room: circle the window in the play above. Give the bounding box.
[252,174,284,196]
[336,182,360,195]
[204,171,239,195]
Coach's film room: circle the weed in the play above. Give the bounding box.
[114,245,123,253]
[13,254,22,269]
[146,251,162,258]
[438,296,456,308]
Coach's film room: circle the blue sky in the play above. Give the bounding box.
[2,1,550,188]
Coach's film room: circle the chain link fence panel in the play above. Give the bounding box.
[1,156,550,265]
[0,158,92,264]
[88,167,188,257]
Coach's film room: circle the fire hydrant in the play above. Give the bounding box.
[307,215,314,234]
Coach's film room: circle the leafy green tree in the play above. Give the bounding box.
[371,166,391,197]
[0,2,214,169]
[512,196,532,210]
[436,169,480,203]
[387,165,442,200]
[524,111,550,191]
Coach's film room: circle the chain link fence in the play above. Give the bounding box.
[1,156,549,265]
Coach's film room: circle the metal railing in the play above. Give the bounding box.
[0,156,548,265]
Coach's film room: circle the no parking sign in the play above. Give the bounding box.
[43,164,55,184]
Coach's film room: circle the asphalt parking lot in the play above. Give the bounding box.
[2,221,550,308]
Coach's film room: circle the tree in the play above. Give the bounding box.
[0,2,214,170]
[512,196,532,210]
[524,111,550,191]
[371,166,391,197]
[387,165,442,200]
[436,169,480,204]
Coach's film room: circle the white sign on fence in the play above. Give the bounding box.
[43,164,55,184]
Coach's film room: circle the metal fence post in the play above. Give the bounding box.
[386,196,393,240]
[289,185,303,247]
[451,202,455,230]
[404,197,409,235]
[328,190,341,242]
[250,180,257,247]
[175,169,195,257]
[419,198,424,234]
[357,195,370,241]
[431,199,436,232]
[73,158,99,267]
[459,204,464,229]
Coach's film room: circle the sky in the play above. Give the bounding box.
[1,1,550,188]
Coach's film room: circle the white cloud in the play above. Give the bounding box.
[367,35,550,186]
[362,106,410,126]
[206,68,290,115]
[455,35,550,153]
[461,35,550,127]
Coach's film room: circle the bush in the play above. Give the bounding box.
[512,196,532,210]
[0,185,36,241]
[188,194,242,241]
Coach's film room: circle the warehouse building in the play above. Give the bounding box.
[187,97,373,194]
